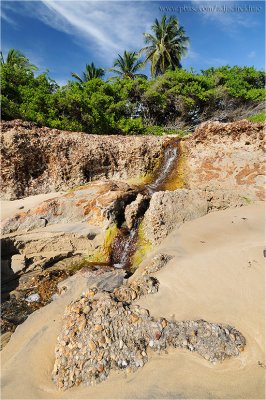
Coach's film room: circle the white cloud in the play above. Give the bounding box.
[20,1,156,62]
[205,56,228,66]
[248,50,256,58]
[1,9,17,27]
[184,47,200,60]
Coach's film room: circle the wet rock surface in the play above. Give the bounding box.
[1,261,126,349]
[1,268,73,335]
[52,289,246,390]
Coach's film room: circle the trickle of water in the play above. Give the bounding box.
[113,223,139,269]
[145,146,178,194]
[113,142,179,270]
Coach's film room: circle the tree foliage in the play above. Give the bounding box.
[71,62,105,84]
[109,51,147,80]
[1,48,265,135]
[141,16,189,77]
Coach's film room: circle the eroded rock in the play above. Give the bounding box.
[124,193,150,229]
[183,120,265,201]
[0,120,165,200]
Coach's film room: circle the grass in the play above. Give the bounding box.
[247,112,266,122]
[144,125,190,137]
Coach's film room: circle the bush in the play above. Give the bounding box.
[1,50,265,134]
[144,125,189,136]
[247,112,266,122]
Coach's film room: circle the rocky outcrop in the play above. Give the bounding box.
[183,120,265,200]
[143,120,265,245]
[142,188,253,245]
[124,193,150,229]
[1,181,142,284]
[0,120,166,200]
[1,181,138,235]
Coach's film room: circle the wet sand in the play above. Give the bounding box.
[1,202,265,399]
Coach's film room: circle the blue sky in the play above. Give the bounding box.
[1,0,265,85]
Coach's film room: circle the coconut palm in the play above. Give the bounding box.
[0,48,38,72]
[141,15,189,77]
[109,51,147,80]
[71,62,105,83]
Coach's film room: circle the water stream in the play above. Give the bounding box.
[145,145,178,194]
[112,140,179,270]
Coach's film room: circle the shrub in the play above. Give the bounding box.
[247,112,266,122]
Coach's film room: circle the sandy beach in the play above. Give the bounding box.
[1,192,64,220]
[1,201,265,399]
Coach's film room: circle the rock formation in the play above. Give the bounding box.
[183,120,265,199]
[143,120,265,244]
[0,120,165,200]
[1,118,264,379]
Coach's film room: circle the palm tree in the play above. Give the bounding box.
[71,62,105,83]
[0,48,38,72]
[141,15,189,77]
[109,51,147,80]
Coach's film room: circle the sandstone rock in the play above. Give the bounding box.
[0,120,166,200]
[183,120,265,201]
[124,193,150,229]
[143,189,208,245]
[11,254,26,274]
[142,186,262,245]
[57,266,126,295]
[1,181,138,235]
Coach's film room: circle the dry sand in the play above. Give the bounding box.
[1,202,265,399]
[1,192,64,220]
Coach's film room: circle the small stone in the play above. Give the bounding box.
[155,331,161,340]
[95,324,103,332]
[130,314,139,324]
[229,333,236,341]
[25,293,40,303]
[98,336,106,346]
[131,290,137,300]
[160,319,168,329]
[149,340,154,347]
[98,364,104,373]
[88,340,96,351]
[83,306,92,314]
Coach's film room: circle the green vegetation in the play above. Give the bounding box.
[247,112,266,122]
[71,62,105,84]
[1,12,265,135]
[141,15,189,77]
[109,51,147,80]
[144,126,189,136]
